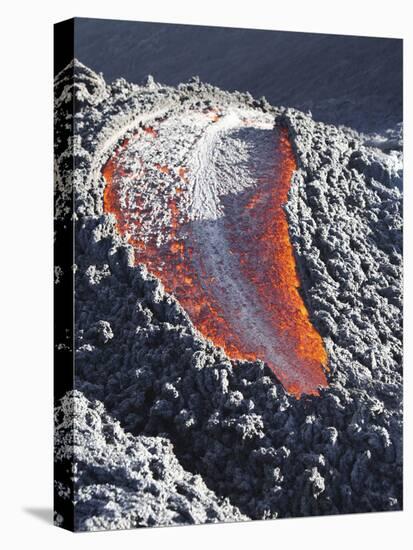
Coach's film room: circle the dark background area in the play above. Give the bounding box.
[62,17,402,132]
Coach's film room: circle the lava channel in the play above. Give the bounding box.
[102,120,328,397]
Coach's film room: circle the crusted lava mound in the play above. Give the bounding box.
[54,60,403,531]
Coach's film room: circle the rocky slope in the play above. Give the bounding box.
[54,60,403,530]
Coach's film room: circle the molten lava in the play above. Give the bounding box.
[223,130,328,395]
[102,124,328,397]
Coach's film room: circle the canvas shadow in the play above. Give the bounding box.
[23,507,53,525]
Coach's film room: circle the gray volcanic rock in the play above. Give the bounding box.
[282,108,402,391]
[55,391,246,531]
[54,60,403,529]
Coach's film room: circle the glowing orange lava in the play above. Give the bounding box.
[102,126,328,397]
[223,130,328,395]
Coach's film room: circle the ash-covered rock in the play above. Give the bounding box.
[55,391,246,531]
[54,60,403,529]
[282,109,402,389]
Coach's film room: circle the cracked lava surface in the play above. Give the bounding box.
[102,112,328,397]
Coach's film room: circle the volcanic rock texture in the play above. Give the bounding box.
[54,60,403,531]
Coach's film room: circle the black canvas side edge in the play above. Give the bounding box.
[54,18,75,532]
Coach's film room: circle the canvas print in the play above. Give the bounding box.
[54,18,403,532]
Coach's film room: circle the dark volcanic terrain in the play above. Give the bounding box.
[54,59,403,531]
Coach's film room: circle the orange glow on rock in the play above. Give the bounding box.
[143,126,158,138]
[203,108,221,122]
[155,164,170,174]
[102,127,328,397]
[178,167,188,183]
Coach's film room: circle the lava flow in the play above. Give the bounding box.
[222,129,329,395]
[103,119,328,397]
